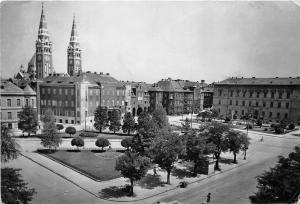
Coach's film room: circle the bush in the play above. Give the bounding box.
[288,123,295,130]
[256,120,262,127]
[246,124,253,129]
[65,126,76,137]
[178,181,188,188]
[95,138,110,150]
[56,124,64,132]
[71,137,84,150]
[225,117,231,123]
[264,128,268,131]
[79,132,98,137]
[121,138,132,150]
[274,125,284,134]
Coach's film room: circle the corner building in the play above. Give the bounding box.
[213,77,300,123]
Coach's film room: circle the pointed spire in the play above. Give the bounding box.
[38,2,49,39]
[70,14,79,44]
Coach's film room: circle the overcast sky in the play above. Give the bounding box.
[1,1,300,83]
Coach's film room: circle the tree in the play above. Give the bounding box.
[1,168,36,204]
[240,133,251,160]
[95,138,110,151]
[181,117,191,134]
[94,106,108,133]
[137,112,155,132]
[249,146,300,203]
[109,109,121,133]
[152,106,169,129]
[65,126,76,138]
[71,137,84,150]
[56,124,64,132]
[149,130,184,184]
[122,112,136,135]
[226,130,244,163]
[121,138,133,151]
[202,122,230,170]
[18,105,38,136]
[186,130,215,176]
[40,109,62,151]
[1,123,19,163]
[210,108,219,120]
[115,151,151,196]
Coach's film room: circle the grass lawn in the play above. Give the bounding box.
[42,150,122,181]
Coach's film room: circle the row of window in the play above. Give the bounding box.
[219,90,291,99]
[3,98,34,107]
[41,87,75,95]
[224,100,290,109]
[230,109,289,119]
[41,99,75,107]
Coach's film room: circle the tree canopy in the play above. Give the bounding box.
[115,151,151,196]
[122,112,136,135]
[95,138,110,151]
[109,109,121,133]
[249,146,300,203]
[121,137,133,151]
[18,105,38,136]
[152,106,169,129]
[65,126,76,138]
[40,109,62,151]
[94,106,108,133]
[71,137,84,150]
[1,123,19,163]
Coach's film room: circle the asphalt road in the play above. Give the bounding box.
[158,131,300,204]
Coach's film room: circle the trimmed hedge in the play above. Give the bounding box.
[79,132,98,137]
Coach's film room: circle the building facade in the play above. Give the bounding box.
[36,4,54,79]
[39,72,126,129]
[213,77,300,123]
[67,16,82,76]
[0,81,37,130]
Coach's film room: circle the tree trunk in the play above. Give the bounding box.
[28,132,31,137]
[193,162,198,177]
[100,128,102,133]
[102,147,104,151]
[214,153,220,170]
[244,150,247,160]
[233,152,237,163]
[128,130,130,135]
[166,169,171,184]
[130,178,134,196]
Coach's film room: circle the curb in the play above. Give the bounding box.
[21,152,251,203]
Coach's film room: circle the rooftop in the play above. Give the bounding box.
[215,77,300,86]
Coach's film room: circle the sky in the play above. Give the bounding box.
[1,1,300,84]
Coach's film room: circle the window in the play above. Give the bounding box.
[65,110,69,116]
[48,88,51,94]
[32,99,34,107]
[262,111,265,116]
[229,100,232,105]
[65,120,68,124]
[17,99,20,106]
[8,112,12,119]
[53,88,56,94]
[277,112,280,118]
[286,92,290,99]
[243,92,246,97]
[256,92,260,98]
[284,113,288,119]
[271,92,275,98]
[235,101,238,106]
[263,102,266,107]
[71,89,74,95]
[8,123,12,129]
[264,92,267,98]
[256,102,259,107]
[286,103,289,109]
[219,100,221,105]
[242,101,245,106]
[230,91,233,97]
[42,88,45,94]
[219,90,222,97]
[249,92,253,98]
[249,101,252,106]
[242,110,244,115]
[270,102,273,108]
[278,92,282,99]
[7,99,11,107]
[26,99,29,106]
[65,101,68,106]
[65,89,68,95]
[59,88,62,95]
[71,101,74,107]
[278,102,281,108]
[269,112,272,117]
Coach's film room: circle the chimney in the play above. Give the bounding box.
[201,80,205,83]
[106,73,110,76]
[94,72,97,74]
[100,72,103,75]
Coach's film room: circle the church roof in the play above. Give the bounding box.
[23,84,36,94]
[0,81,26,94]
[215,77,300,86]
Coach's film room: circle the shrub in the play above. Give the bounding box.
[179,181,188,188]
[65,126,76,138]
[95,138,110,151]
[71,137,84,150]
[256,120,262,127]
[121,138,132,151]
[246,124,253,129]
[79,132,98,137]
[56,124,64,132]
[274,125,284,134]
[225,117,231,123]
[288,123,295,130]
[264,128,268,131]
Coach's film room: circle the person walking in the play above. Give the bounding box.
[207,192,211,203]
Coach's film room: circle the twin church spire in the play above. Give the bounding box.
[35,4,81,79]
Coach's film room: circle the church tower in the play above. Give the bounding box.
[35,4,53,79]
[67,15,82,76]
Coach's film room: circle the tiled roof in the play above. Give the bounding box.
[215,77,300,86]
[1,81,26,94]
[23,85,36,94]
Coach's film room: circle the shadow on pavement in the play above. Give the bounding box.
[220,157,234,164]
[172,167,194,179]
[138,173,163,189]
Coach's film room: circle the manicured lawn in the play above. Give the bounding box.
[42,150,123,181]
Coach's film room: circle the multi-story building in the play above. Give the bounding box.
[67,16,82,76]
[36,4,54,79]
[0,81,37,130]
[213,77,300,122]
[39,72,126,129]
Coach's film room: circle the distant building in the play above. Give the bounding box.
[67,16,82,76]
[148,78,209,115]
[213,77,300,122]
[38,72,126,129]
[0,81,37,130]
[123,82,150,116]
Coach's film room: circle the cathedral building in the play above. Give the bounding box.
[67,16,82,76]
[35,4,54,79]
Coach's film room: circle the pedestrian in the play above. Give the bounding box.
[260,136,264,142]
[153,164,158,176]
[207,192,211,203]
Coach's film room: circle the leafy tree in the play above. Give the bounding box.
[18,105,38,136]
[40,109,62,151]
[122,112,136,135]
[95,138,110,151]
[94,106,108,133]
[210,108,219,120]
[202,122,230,170]
[109,109,121,133]
[65,126,76,138]
[115,151,151,196]
[137,112,155,132]
[152,106,169,129]
[240,133,251,160]
[56,124,64,132]
[249,146,300,203]
[226,130,245,163]
[1,168,36,204]
[71,137,84,150]
[121,137,133,151]
[1,123,19,163]
[149,130,184,184]
[181,117,191,134]
[186,130,215,176]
